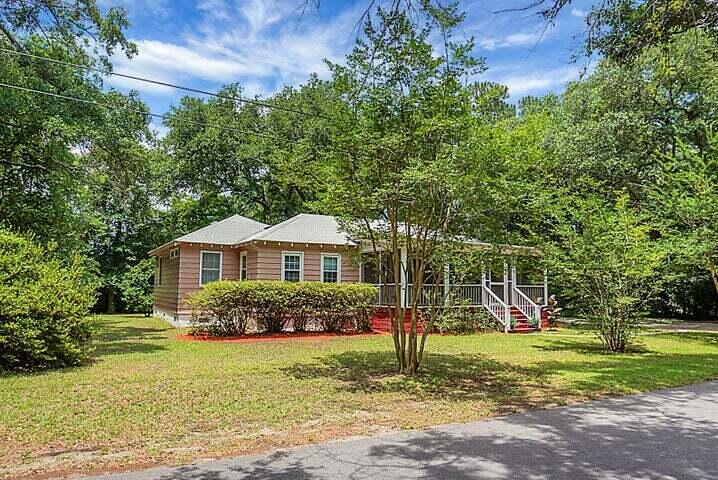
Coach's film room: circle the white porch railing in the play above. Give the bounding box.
[369,282,545,333]
[481,284,511,332]
[513,286,541,329]
[515,285,545,303]
[371,283,398,306]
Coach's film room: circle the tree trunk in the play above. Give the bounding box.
[708,258,718,297]
[106,287,117,314]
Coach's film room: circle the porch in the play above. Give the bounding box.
[363,256,549,333]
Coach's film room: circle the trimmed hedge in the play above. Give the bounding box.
[188,280,377,336]
[0,229,96,371]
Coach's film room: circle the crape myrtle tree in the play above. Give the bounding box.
[550,195,668,352]
[324,2,483,374]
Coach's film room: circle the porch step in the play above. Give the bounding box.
[509,306,529,321]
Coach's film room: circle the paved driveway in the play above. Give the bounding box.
[83,381,718,480]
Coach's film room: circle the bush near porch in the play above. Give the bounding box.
[188,280,377,336]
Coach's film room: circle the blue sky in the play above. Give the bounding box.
[100,0,595,133]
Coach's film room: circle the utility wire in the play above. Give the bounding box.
[0,47,331,120]
[0,82,286,140]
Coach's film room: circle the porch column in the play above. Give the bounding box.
[443,263,450,305]
[510,263,517,305]
[400,246,408,308]
[543,268,549,305]
[503,262,510,333]
[502,262,509,305]
[480,266,486,306]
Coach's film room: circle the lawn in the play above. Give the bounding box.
[2,315,718,479]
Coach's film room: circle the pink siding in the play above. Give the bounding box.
[153,243,362,322]
[152,249,179,315]
[248,244,360,282]
[176,245,239,319]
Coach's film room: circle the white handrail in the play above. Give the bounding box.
[482,284,510,332]
[513,286,541,330]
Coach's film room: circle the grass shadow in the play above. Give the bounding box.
[285,350,552,410]
[92,316,169,358]
[532,337,652,354]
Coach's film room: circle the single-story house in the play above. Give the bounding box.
[149,213,549,331]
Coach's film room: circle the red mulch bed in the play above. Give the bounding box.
[177,330,384,343]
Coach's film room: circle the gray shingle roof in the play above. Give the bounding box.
[242,214,356,246]
[175,214,269,245]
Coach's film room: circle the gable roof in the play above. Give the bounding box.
[149,214,269,255]
[176,214,269,244]
[241,214,356,246]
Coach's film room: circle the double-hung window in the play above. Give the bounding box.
[240,251,248,281]
[200,251,222,285]
[321,254,341,283]
[282,252,303,282]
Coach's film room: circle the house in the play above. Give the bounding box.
[149,213,549,332]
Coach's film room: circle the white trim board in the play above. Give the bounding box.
[199,250,223,285]
[321,252,341,283]
[281,251,304,282]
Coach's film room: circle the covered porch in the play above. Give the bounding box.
[361,250,549,333]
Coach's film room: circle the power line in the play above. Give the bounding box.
[0,81,286,140]
[0,47,331,120]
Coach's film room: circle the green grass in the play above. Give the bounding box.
[2,315,718,478]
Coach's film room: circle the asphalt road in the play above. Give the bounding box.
[82,380,718,480]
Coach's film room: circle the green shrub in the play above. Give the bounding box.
[250,281,294,333]
[118,259,155,315]
[434,302,502,334]
[0,229,97,371]
[187,281,253,336]
[188,280,377,336]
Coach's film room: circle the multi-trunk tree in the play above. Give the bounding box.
[325,4,483,374]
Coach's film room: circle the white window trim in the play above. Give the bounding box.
[199,250,223,286]
[240,251,248,281]
[281,251,304,282]
[321,253,342,283]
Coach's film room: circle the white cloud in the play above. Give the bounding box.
[571,8,588,18]
[478,29,545,51]
[492,66,582,97]
[107,1,360,97]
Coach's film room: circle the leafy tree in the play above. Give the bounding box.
[550,195,667,352]
[1,1,169,315]
[118,259,155,315]
[162,79,335,224]
[325,3,482,374]
[652,130,718,298]
[517,0,718,61]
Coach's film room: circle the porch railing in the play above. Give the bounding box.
[371,283,398,306]
[369,282,543,333]
[516,284,545,304]
[482,284,510,332]
[512,286,541,329]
